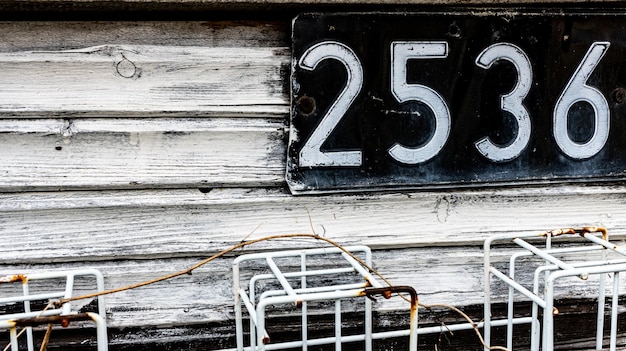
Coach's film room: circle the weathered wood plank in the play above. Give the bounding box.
[0,22,288,52]
[0,45,289,117]
[0,118,286,190]
[0,22,290,190]
[2,184,625,263]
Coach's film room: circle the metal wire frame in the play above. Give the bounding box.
[231,245,545,351]
[232,246,418,351]
[0,269,108,351]
[483,228,625,351]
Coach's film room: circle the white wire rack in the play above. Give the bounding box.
[233,245,418,351]
[484,227,625,351]
[0,269,108,351]
[233,228,626,351]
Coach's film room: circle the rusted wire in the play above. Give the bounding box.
[0,274,26,284]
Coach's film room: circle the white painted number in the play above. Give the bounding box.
[554,41,610,159]
[474,43,533,162]
[389,41,451,164]
[298,41,363,167]
[297,40,612,168]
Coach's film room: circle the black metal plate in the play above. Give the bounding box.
[287,12,626,194]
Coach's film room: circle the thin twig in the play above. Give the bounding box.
[39,324,53,351]
[421,303,510,351]
[240,223,263,243]
[2,329,26,351]
[305,206,317,235]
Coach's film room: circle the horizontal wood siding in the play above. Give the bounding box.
[0,45,288,117]
[1,17,626,350]
[2,186,626,263]
[0,118,285,190]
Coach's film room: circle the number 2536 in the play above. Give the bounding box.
[296,40,610,167]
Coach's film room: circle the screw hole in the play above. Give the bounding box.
[612,87,625,104]
[296,96,316,116]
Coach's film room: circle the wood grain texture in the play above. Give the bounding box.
[0,118,286,190]
[2,185,625,263]
[0,22,291,190]
[0,21,289,118]
[0,45,289,117]
[0,22,289,52]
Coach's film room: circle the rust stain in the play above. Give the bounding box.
[364,286,419,344]
[0,274,27,284]
[543,226,608,241]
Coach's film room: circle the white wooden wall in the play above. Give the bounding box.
[1,17,626,349]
